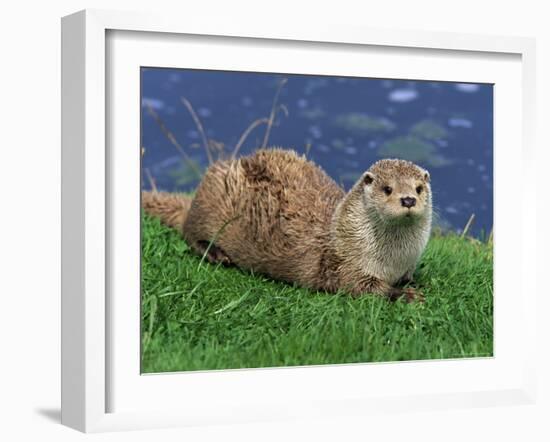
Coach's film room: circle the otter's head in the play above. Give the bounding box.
[360,159,432,225]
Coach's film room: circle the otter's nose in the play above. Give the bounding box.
[401,197,416,208]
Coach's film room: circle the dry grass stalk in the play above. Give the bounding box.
[487,227,493,245]
[145,103,202,178]
[231,117,269,160]
[180,97,213,165]
[144,167,158,193]
[461,213,475,238]
[147,80,290,182]
[208,139,225,159]
[278,104,289,118]
[304,142,312,157]
[261,78,288,149]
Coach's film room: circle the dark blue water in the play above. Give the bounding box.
[141,68,493,237]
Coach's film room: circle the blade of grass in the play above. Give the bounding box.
[198,215,241,270]
[212,289,252,315]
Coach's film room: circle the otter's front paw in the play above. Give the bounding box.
[388,287,424,303]
[403,287,424,303]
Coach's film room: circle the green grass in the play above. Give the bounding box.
[141,214,493,373]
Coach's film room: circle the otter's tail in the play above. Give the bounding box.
[142,191,193,231]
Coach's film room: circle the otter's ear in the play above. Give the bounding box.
[363,172,375,185]
[423,170,430,183]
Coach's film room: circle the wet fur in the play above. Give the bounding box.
[142,148,432,301]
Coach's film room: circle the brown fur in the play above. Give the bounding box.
[142,148,432,301]
[142,191,192,230]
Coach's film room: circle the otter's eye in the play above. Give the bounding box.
[416,185,423,194]
[383,186,393,196]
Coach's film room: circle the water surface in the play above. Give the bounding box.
[141,68,493,237]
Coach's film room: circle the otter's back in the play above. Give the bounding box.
[182,149,345,287]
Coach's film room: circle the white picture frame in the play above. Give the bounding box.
[61,9,537,433]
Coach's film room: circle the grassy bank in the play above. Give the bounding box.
[141,214,493,373]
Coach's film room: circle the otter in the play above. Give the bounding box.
[142,148,432,302]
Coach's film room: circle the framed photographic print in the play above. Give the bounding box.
[61,9,537,433]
